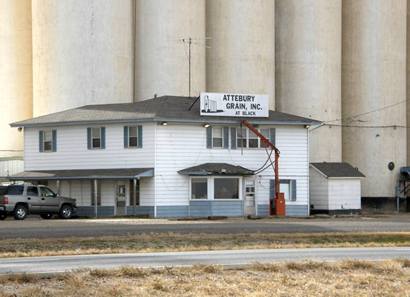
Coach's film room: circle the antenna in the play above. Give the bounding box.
[181,37,192,97]
[181,37,211,97]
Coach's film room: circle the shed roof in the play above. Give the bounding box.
[178,163,254,176]
[11,96,321,128]
[310,162,365,178]
[9,168,154,180]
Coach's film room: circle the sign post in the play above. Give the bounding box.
[200,92,269,118]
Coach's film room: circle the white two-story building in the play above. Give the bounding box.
[10,96,319,218]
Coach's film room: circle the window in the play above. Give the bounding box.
[248,130,259,148]
[212,127,223,148]
[39,130,56,152]
[43,131,52,152]
[278,180,296,201]
[40,187,56,197]
[87,127,105,150]
[260,128,270,148]
[237,128,247,148]
[128,126,138,147]
[26,186,39,196]
[6,185,23,195]
[92,128,101,149]
[124,126,142,148]
[214,178,239,199]
[191,178,208,199]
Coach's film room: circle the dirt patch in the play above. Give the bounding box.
[0,260,409,297]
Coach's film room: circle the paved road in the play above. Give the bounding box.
[0,247,409,275]
[1,216,410,239]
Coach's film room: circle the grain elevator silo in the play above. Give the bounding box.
[206,0,275,109]
[342,0,407,198]
[134,0,206,100]
[275,0,342,163]
[32,0,134,116]
[0,0,33,158]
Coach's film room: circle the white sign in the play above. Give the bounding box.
[200,92,269,117]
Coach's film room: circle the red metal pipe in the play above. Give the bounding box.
[240,120,280,215]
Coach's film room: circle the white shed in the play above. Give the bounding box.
[309,162,365,215]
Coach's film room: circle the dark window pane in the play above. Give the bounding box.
[237,139,247,148]
[44,141,52,151]
[191,178,207,199]
[129,126,137,137]
[214,178,239,199]
[27,186,39,196]
[92,138,101,148]
[129,136,138,147]
[249,139,258,148]
[6,185,24,195]
[213,138,223,148]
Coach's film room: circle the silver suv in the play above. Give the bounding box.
[0,184,77,220]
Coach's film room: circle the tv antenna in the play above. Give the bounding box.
[181,37,211,97]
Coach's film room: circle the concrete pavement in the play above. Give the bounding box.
[1,216,410,239]
[0,247,409,275]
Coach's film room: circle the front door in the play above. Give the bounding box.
[116,184,126,216]
[244,180,256,216]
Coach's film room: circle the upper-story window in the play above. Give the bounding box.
[124,126,143,148]
[237,127,275,149]
[87,127,105,150]
[207,126,275,150]
[39,130,57,152]
[212,127,223,148]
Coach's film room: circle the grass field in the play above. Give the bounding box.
[0,260,409,297]
[1,232,409,258]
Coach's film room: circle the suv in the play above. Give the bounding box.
[0,184,76,220]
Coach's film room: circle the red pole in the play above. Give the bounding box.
[240,120,281,215]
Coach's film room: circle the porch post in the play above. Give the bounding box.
[94,179,98,218]
[133,178,137,216]
[56,180,61,195]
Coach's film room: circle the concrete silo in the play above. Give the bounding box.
[275,0,342,162]
[32,0,134,116]
[0,0,33,158]
[206,0,275,109]
[134,0,206,100]
[342,0,407,198]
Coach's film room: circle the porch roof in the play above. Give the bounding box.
[178,163,254,176]
[8,168,154,180]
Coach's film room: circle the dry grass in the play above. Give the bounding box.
[0,232,409,258]
[0,260,409,297]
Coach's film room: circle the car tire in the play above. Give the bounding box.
[40,213,53,220]
[59,205,73,219]
[0,214,6,220]
[14,205,28,220]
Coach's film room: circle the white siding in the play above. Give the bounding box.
[154,124,309,207]
[24,123,155,170]
[309,167,329,209]
[0,159,24,177]
[328,179,361,210]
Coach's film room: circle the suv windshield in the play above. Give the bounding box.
[6,185,24,195]
[40,187,56,197]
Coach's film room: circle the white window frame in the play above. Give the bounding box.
[212,127,224,149]
[91,127,102,150]
[128,126,139,148]
[236,127,272,149]
[189,176,243,201]
[190,177,209,200]
[42,130,53,152]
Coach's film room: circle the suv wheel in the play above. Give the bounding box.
[0,214,6,220]
[59,205,73,219]
[40,213,53,220]
[14,205,28,220]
